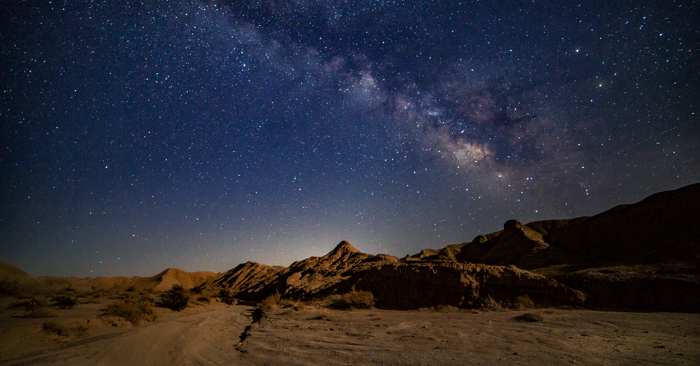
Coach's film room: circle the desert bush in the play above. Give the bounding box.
[52,295,77,309]
[217,288,238,305]
[256,292,281,311]
[278,298,296,308]
[196,296,211,304]
[515,295,535,309]
[311,312,329,320]
[159,285,189,311]
[42,321,70,337]
[105,295,156,325]
[190,286,204,294]
[75,324,91,338]
[80,297,101,304]
[29,307,57,318]
[514,312,545,322]
[126,286,136,292]
[0,277,20,296]
[329,288,374,310]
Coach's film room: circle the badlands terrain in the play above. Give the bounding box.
[1,183,699,365]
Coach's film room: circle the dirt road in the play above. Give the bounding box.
[2,302,699,366]
[3,303,254,366]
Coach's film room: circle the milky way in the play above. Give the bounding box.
[1,1,698,276]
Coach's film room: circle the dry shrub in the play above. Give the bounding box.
[80,297,102,304]
[515,295,535,309]
[278,298,295,308]
[479,296,504,311]
[75,324,91,338]
[29,307,57,318]
[311,313,329,320]
[52,295,77,309]
[217,288,238,305]
[256,292,281,311]
[105,295,156,325]
[294,303,306,311]
[159,285,189,311]
[196,296,211,304]
[0,277,21,296]
[329,288,374,310]
[42,321,70,337]
[514,312,545,322]
[7,300,32,309]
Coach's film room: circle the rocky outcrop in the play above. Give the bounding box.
[539,183,700,264]
[408,183,700,311]
[552,263,700,312]
[147,268,217,291]
[211,261,284,294]
[214,183,699,312]
[225,241,584,310]
[321,261,585,310]
[234,241,398,301]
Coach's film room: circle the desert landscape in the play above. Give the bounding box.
[1,183,699,365]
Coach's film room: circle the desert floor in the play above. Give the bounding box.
[1,297,698,366]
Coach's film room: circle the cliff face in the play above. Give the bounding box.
[424,183,700,269]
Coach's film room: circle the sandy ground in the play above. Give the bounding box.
[1,297,699,366]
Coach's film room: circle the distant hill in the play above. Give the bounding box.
[31,268,217,292]
[0,262,38,296]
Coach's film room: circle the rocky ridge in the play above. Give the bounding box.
[205,183,700,312]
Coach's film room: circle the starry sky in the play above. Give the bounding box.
[2,1,699,277]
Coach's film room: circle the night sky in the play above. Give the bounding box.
[2,1,698,277]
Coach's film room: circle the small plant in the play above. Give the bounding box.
[329,288,374,310]
[52,295,77,309]
[278,298,296,308]
[514,312,545,322]
[29,307,57,318]
[105,295,156,325]
[159,285,189,311]
[256,292,281,311]
[196,296,211,304]
[217,288,238,305]
[75,324,91,338]
[515,294,535,309]
[126,286,136,292]
[42,321,70,337]
[190,286,204,294]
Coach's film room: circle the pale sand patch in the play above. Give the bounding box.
[241,307,700,365]
[1,299,698,366]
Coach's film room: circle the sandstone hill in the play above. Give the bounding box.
[406,183,700,311]
[205,183,699,312]
[0,262,38,296]
[205,241,584,310]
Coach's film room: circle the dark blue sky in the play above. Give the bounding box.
[2,0,698,277]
